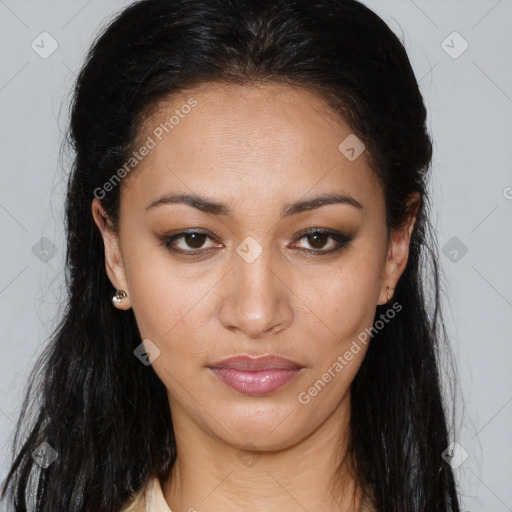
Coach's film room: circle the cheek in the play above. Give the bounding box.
[129,279,203,356]
[122,245,213,377]
[120,233,195,334]
[295,253,383,353]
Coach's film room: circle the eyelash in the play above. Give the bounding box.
[161,229,354,257]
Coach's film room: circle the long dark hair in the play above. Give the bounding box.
[1,0,461,510]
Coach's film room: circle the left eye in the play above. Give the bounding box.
[291,230,353,254]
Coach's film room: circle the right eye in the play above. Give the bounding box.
[161,230,222,255]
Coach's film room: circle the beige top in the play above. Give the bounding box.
[120,476,376,512]
[120,477,170,512]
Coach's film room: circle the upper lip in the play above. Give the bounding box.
[209,354,304,371]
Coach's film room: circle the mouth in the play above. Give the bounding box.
[207,354,305,396]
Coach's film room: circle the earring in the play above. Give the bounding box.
[112,289,127,307]
[386,286,395,304]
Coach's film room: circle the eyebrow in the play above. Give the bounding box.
[145,192,364,217]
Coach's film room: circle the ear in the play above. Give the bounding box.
[377,192,421,305]
[91,198,132,310]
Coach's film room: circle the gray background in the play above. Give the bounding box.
[0,1,511,510]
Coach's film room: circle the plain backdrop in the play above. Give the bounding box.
[0,1,511,510]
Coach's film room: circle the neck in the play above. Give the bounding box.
[163,392,364,512]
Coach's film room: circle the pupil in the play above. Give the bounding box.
[309,232,327,249]
[186,233,205,249]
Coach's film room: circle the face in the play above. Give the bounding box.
[93,82,416,452]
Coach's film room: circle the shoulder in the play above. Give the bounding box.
[119,476,172,512]
[119,482,149,512]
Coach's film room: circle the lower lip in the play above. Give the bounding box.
[209,367,302,395]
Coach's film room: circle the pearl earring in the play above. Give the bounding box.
[386,286,395,303]
[112,289,127,307]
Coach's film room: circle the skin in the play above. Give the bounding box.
[92,82,419,512]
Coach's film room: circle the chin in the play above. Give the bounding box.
[210,406,307,450]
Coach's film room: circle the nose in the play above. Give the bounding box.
[218,246,293,339]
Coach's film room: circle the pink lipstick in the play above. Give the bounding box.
[208,354,304,396]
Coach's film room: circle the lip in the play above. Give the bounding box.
[208,355,304,396]
[209,354,303,371]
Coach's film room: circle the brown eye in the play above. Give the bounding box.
[305,231,329,250]
[182,232,207,249]
[293,229,354,255]
[162,230,220,254]
[162,228,353,257]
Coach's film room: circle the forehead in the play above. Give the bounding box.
[122,82,382,215]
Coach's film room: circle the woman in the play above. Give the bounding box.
[1,0,461,511]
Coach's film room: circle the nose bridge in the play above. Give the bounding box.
[237,246,275,302]
[221,236,291,337]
